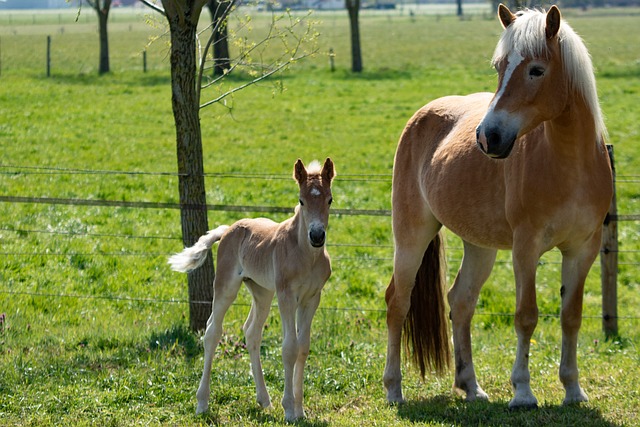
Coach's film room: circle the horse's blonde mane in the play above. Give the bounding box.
[491,8,607,140]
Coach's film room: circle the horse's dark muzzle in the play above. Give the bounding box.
[309,226,326,248]
[476,126,516,159]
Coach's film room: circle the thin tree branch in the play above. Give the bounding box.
[138,0,166,16]
[196,0,237,103]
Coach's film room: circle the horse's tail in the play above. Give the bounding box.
[403,232,451,378]
[167,225,229,273]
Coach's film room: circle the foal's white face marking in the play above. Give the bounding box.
[310,187,321,197]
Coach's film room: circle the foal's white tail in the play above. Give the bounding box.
[168,225,229,273]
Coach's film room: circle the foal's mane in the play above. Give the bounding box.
[491,8,607,140]
[306,160,323,176]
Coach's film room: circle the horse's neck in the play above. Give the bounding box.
[544,93,602,159]
[285,210,309,249]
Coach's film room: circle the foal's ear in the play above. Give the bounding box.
[545,5,561,39]
[321,157,336,183]
[498,3,516,29]
[294,159,307,183]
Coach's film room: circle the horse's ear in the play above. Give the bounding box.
[321,158,336,183]
[545,5,561,39]
[498,3,516,29]
[294,159,307,183]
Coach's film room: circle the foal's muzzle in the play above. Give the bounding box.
[309,224,326,248]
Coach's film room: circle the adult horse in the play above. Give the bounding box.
[383,5,612,409]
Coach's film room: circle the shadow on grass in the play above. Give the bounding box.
[198,401,330,427]
[395,395,620,427]
[148,323,201,359]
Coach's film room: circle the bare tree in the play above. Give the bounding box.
[345,0,362,72]
[139,0,317,331]
[85,0,112,74]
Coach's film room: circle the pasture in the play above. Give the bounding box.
[1,5,639,426]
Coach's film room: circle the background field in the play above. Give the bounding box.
[0,5,639,426]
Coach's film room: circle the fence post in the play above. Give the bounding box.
[46,35,51,77]
[600,144,618,338]
[143,50,147,73]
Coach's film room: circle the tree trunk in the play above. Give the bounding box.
[207,0,232,77]
[95,0,111,74]
[163,0,214,332]
[456,0,463,17]
[98,10,109,74]
[346,0,362,73]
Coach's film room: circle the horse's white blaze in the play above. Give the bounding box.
[488,50,524,114]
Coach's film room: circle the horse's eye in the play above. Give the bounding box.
[328,197,333,206]
[299,199,304,206]
[529,67,545,78]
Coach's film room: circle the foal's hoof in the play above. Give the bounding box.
[195,402,209,415]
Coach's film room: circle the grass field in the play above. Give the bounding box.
[0,5,639,426]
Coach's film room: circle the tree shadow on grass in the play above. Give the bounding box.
[395,395,620,427]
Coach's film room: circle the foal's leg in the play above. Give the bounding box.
[243,281,276,409]
[276,285,300,421]
[383,218,440,403]
[291,292,322,420]
[448,241,496,402]
[559,233,600,405]
[196,266,243,414]
[509,236,541,409]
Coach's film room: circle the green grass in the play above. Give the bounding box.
[1,6,639,426]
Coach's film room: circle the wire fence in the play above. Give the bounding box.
[1,163,639,322]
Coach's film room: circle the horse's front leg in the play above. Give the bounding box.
[509,239,541,409]
[277,287,300,422]
[559,232,601,405]
[291,292,322,420]
[448,241,496,402]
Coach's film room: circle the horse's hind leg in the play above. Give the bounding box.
[383,216,440,403]
[448,241,496,402]
[243,280,275,409]
[195,261,243,415]
[559,233,600,405]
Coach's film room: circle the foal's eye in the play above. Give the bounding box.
[328,197,333,206]
[299,199,304,206]
[529,67,545,78]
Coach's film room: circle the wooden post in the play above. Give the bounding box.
[46,35,51,77]
[600,144,618,337]
[143,50,147,73]
[328,48,335,72]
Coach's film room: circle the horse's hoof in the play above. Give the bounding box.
[465,391,489,402]
[563,387,588,405]
[384,384,405,405]
[508,397,538,411]
[195,402,208,415]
